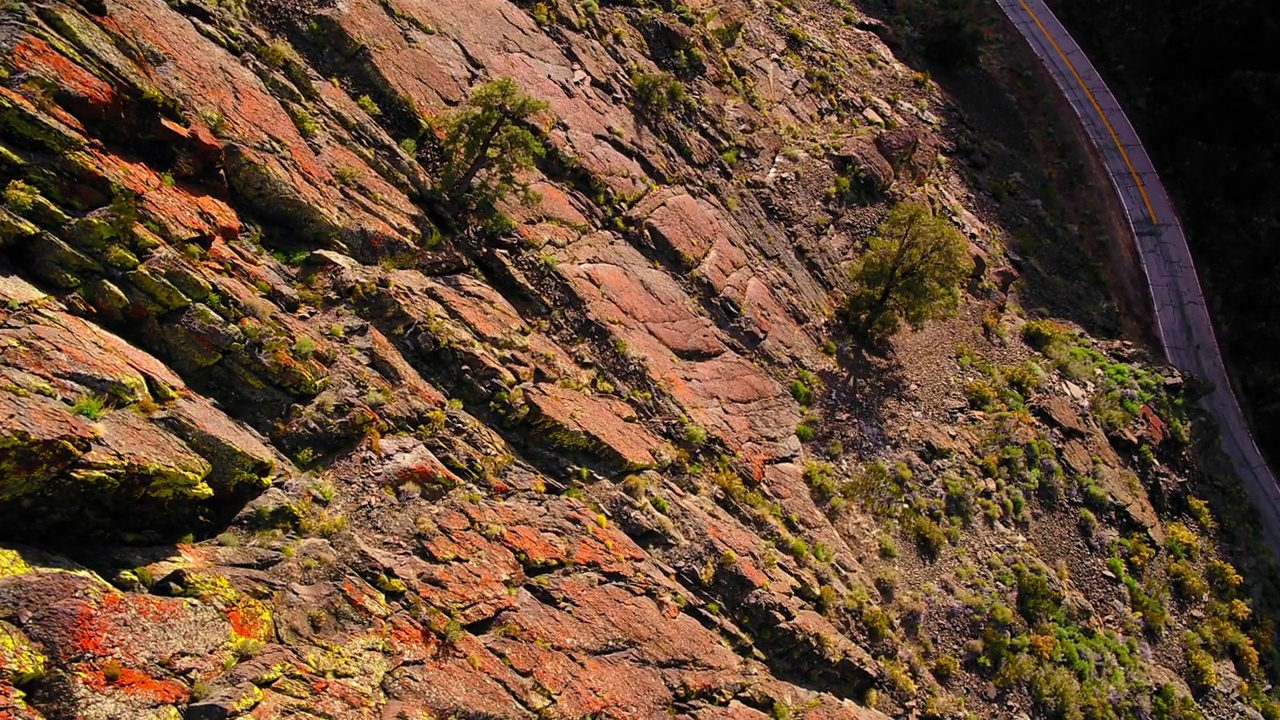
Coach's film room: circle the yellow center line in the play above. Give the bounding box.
[1018,0,1161,225]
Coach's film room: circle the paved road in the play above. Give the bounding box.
[995,0,1280,553]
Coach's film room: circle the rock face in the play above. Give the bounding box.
[0,0,1273,718]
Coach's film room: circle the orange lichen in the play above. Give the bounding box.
[11,38,116,111]
[744,452,768,483]
[81,663,188,703]
[226,607,266,640]
[71,605,111,658]
[341,577,393,620]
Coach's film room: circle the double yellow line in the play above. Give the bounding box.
[1017,0,1160,225]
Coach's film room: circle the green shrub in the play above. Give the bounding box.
[881,659,917,698]
[1184,645,1217,693]
[442,619,465,645]
[844,461,904,518]
[1030,665,1083,720]
[650,495,670,514]
[683,422,707,446]
[908,515,948,559]
[631,70,687,117]
[1152,684,1204,720]
[1081,480,1110,509]
[1014,563,1062,623]
[878,534,899,559]
[622,474,648,498]
[813,542,835,563]
[1169,560,1209,600]
[1077,508,1098,536]
[286,105,322,138]
[293,336,316,358]
[786,536,809,560]
[790,369,820,407]
[944,474,974,523]
[70,394,109,420]
[257,40,290,68]
[965,379,1001,411]
[803,461,839,502]
[356,94,382,116]
[1164,522,1202,560]
[334,166,360,185]
[1206,559,1243,594]
[1022,319,1074,351]
[1125,576,1169,636]
[932,654,961,682]
[1186,496,1216,530]
[861,605,893,641]
[795,422,816,442]
[790,378,814,406]
[817,584,839,613]
[711,19,744,46]
[231,637,266,660]
[1003,362,1042,398]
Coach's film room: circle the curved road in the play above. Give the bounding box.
[995,0,1280,553]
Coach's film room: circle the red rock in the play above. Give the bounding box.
[1140,405,1168,445]
[642,192,737,267]
[0,558,228,719]
[2,309,185,401]
[10,36,117,122]
[525,383,663,468]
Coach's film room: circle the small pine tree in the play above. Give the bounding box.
[437,78,549,215]
[846,202,971,341]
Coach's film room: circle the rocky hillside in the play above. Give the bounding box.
[0,0,1277,718]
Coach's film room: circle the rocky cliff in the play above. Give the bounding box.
[0,0,1277,718]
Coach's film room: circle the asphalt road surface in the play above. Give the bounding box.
[995,0,1280,552]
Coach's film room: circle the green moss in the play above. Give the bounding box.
[0,206,39,244]
[3,179,37,213]
[535,417,600,454]
[144,467,215,500]
[0,93,85,152]
[101,244,140,270]
[125,267,190,312]
[82,279,131,319]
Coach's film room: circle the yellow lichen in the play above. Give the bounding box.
[0,547,32,577]
[0,623,46,684]
[181,572,275,642]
